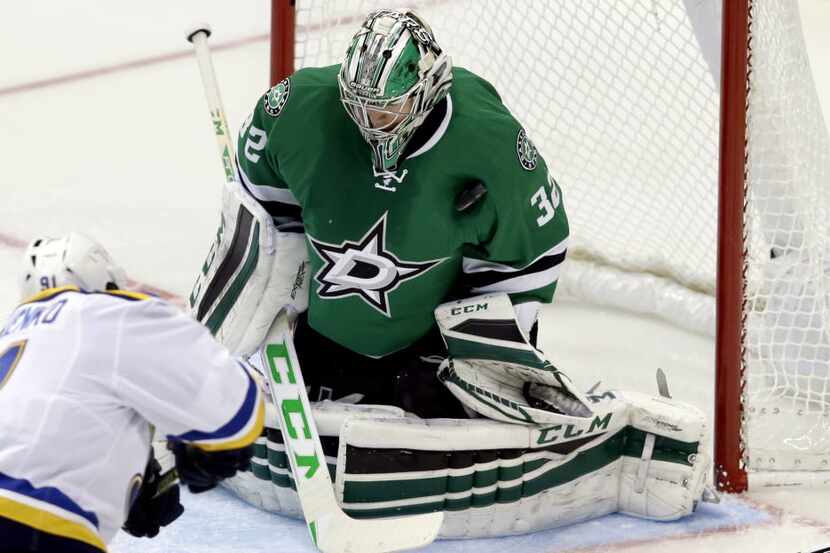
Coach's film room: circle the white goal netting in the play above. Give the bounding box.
[288,0,830,477]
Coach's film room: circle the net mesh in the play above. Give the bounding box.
[289,0,830,474]
[744,0,830,472]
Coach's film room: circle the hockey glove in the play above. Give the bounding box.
[170,442,253,494]
[122,454,184,538]
[435,293,594,425]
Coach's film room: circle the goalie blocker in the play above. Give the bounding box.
[226,294,711,537]
[189,179,309,356]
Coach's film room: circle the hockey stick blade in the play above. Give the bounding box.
[261,321,443,553]
[655,368,672,399]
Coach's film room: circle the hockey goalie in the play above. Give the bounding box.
[189,8,712,539]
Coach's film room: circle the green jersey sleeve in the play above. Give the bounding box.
[235,77,303,231]
[461,126,569,310]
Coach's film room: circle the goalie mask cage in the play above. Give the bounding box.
[269,0,830,493]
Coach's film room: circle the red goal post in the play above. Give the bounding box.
[716,0,750,494]
[270,0,295,86]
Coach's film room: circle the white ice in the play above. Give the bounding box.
[1,1,829,552]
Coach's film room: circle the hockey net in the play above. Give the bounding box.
[270,0,830,491]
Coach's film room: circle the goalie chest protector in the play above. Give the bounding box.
[238,65,569,357]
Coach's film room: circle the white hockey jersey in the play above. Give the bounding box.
[0,287,264,550]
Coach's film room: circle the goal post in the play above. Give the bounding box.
[269,0,295,85]
[268,0,830,494]
[715,0,750,494]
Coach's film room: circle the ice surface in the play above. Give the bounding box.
[109,487,771,553]
[1,1,830,552]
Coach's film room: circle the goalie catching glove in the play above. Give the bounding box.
[435,293,594,424]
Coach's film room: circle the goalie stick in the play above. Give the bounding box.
[185,26,237,185]
[185,26,444,553]
[261,323,444,552]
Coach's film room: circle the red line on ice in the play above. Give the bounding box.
[555,496,830,553]
[0,0,453,97]
[0,33,268,98]
[0,233,27,249]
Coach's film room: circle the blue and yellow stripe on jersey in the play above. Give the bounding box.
[171,363,265,452]
[0,340,26,390]
[20,285,82,305]
[0,472,106,552]
[21,286,150,306]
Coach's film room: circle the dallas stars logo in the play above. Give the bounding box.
[516,128,538,171]
[308,213,446,317]
[264,78,290,117]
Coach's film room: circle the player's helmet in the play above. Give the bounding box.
[338,8,453,173]
[19,233,128,299]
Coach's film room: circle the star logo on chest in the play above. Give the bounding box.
[307,212,447,317]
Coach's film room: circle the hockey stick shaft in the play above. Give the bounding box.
[260,318,444,553]
[186,26,237,184]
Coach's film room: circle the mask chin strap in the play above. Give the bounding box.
[370,137,403,173]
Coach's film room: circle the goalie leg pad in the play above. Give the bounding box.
[223,390,709,537]
[615,390,710,520]
[190,180,309,355]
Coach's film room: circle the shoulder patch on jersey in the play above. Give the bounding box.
[263,78,291,117]
[516,128,538,171]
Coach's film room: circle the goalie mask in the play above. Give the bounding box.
[19,232,128,299]
[338,8,453,173]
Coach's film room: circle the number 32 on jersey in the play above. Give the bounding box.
[531,172,561,227]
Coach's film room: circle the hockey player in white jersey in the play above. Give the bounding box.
[0,233,265,553]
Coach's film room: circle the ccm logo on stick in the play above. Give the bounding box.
[266,343,321,479]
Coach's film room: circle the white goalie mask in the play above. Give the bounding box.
[19,233,128,300]
[338,8,453,173]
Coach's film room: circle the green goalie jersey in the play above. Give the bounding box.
[236,65,568,357]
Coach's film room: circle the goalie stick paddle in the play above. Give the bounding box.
[185,27,443,553]
[261,322,444,553]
